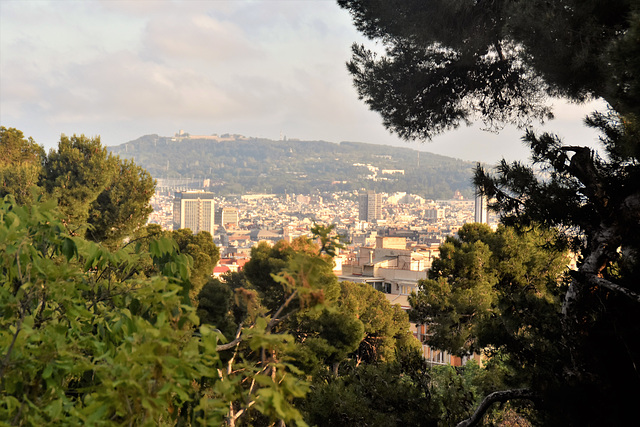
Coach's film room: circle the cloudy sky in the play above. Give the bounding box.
[1,0,604,164]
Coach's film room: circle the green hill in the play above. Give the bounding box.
[108,135,476,199]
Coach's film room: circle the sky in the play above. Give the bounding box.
[1,0,606,165]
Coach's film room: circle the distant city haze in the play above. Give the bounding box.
[1,1,604,164]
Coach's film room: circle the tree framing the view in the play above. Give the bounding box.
[2,0,639,423]
[340,0,640,425]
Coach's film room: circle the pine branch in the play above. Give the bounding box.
[266,290,298,333]
[561,190,640,317]
[456,388,537,427]
[583,274,640,304]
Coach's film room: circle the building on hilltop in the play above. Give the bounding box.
[358,190,382,222]
[173,191,215,233]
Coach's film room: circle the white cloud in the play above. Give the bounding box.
[0,0,604,163]
[141,14,263,64]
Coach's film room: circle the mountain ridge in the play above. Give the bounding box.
[108,134,477,199]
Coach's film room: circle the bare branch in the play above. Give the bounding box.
[456,388,537,427]
[584,274,640,304]
[266,290,298,333]
[0,319,22,382]
[217,323,244,352]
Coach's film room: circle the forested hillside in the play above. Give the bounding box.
[109,135,476,199]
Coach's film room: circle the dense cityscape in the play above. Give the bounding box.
[149,189,496,253]
[152,187,496,367]
[2,1,638,425]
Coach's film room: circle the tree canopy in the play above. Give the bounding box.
[411,224,568,358]
[5,129,420,426]
[0,127,45,205]
[0,195,333,426]
[410,224,572,422]
[0,128,155,248]
[2,126,538,424]
[339,0,639,139]
[0,195,214,424]
[340,0,640,424]
[198,234,419,375]
[195,233,431,424]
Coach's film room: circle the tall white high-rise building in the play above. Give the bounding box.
[173,191,215,233]
[359,191,382,222]
[474,190,488,224]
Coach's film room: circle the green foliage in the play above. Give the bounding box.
[427,361,536,427]
[283,280,422,378]
[170,228,220,300]
[0,196,315,426]
[115,223,220,306]
[242,237,340,316]
[196,228,429,425]
[41,134,117,235]
[1,129,155,247]
[311,223,345,257]
[411,224,568,381]
[341,2,640,423]
[0,195,214,424]
[303,358,435,427]
[428,365,477,427]
[242,241,291,313]
[197,278,238,338]
[86,158,155,247]
[474,117,640,423]
[338,0,637,140]
[289,308,366,375]
[338,281,420,364]
[205,234,348,426]
[0,127,45,166]
[0,127,45,205]
[230,230,420,372]
[208,315,311,427]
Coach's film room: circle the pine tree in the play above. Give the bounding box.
[340,1,640,424]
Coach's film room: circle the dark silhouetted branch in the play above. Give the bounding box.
[456,388,537,427]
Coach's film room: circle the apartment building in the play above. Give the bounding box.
[358,190,382,222]
[215,206,239,227]
[173,191,215,233]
